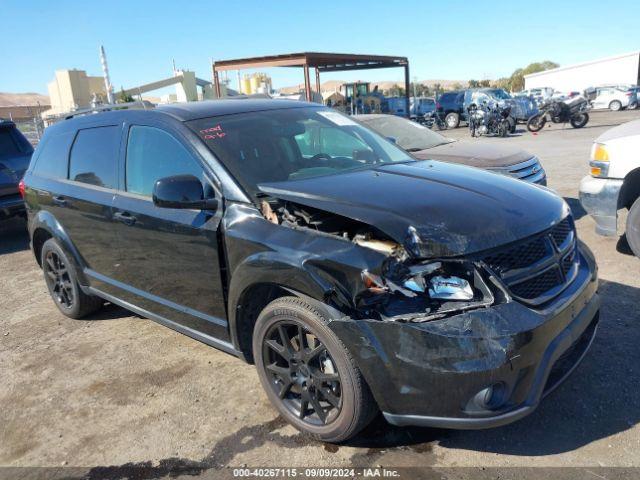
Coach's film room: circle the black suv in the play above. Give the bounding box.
[24,100,600,442]
[1,119,33,220]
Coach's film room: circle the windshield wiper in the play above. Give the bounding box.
[406,147,426,152]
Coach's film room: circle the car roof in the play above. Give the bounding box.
[157,98,316,121]
[42,99,323,137]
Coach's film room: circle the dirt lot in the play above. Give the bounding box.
[2,109,640,477]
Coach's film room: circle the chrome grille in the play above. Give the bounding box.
[504,157,546,184]
[481,216,579,306]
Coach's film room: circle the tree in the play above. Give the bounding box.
[479,79,491,88]
[508,61,558,92]
[118,86,134,103]
[468,79,480,88]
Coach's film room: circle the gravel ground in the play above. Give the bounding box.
[1,109,640,477]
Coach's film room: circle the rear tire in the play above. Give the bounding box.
[527,114,546,132]
[253,296,377,442]
[41,239,103,319]
[570,113,589,128]
[609,100,622,111]
[445,112,460,129]
[626,197,640,258]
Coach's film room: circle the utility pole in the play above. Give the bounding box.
[99,45,115,104]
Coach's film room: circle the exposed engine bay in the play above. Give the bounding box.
[259,196,502,323]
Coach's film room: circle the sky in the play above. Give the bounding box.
[1,0,639,95]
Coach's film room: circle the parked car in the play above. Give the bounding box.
[436,88,536,130]
[356,114,546,184]
[626,86,639,109]
[464,88,537,125]
[23,99,599,442]
[579,119,640,257]
[588,87,633,111]
[1,119,33,221]
[410,96,436,120]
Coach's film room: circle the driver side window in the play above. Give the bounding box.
[126,125,204,197]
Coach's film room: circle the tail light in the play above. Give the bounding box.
[18,179,25,198]
[626,92,633,96]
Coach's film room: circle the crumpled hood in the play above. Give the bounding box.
[259,160,569,258]
[412,141,533,168]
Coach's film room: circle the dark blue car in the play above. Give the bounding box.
[0,119,33,220]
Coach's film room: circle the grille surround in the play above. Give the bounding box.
[496,157,546,184]
[481,217,579,306]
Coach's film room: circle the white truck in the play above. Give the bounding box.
[579,119,640,257]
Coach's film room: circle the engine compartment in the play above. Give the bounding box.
[258,196,503,323]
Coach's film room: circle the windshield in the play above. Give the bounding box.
[358,115,451,151]
[487,89,512,100]
[188,107,414,198]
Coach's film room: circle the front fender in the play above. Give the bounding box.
[29,209,89,286]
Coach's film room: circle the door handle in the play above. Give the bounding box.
[113,211,137,226]
[52,196,67,207]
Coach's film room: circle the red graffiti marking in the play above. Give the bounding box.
[200,124,226,140]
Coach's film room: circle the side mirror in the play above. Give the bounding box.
[152,175,218,210]
[386,136,397,144]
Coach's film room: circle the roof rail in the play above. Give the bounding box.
[60,100,155,120]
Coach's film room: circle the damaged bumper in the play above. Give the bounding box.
[579,175,622,236]
[328,245,599,429]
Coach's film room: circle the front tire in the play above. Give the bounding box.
[626,197,640,258]
[527,114,546,132]
[570,113,589,128]
[445,112,460,129]
[609,100,622,111]
[253,296,377,442]
[41,239,103,319]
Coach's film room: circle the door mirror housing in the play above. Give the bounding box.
[152,175,217,210]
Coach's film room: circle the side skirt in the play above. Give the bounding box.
[88,286,242,358]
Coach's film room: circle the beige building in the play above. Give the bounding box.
[44,69,107,118]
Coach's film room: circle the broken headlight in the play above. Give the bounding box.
[360,261,496,322]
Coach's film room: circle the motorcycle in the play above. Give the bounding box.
[526,96,590,132]
[420,111,447,130]
[467,101,511,137]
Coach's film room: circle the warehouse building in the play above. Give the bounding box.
[524,51,640,92]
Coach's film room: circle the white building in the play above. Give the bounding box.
[524,51,640,92]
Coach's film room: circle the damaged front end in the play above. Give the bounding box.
[258,194,505,324]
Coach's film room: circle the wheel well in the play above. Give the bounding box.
[32,228,52,267]
[619,168,640,210]
[234,283,291,364]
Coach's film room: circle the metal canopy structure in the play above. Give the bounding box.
[212,52,411,116]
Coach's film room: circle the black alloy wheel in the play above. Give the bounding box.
[44,250,74,309]
[40,238,103,319]
[262,321,342,426]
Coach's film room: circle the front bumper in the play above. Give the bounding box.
[0,193,25,220]
[329,244,599,429]
[579,175,622,236]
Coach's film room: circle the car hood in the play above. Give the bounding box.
[411,141,533,168]
[259,160,568,258]
[596,119,640,143]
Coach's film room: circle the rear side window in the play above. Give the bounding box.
[0,128,20,157]
[69,126,120,189]
[126,125,203,197]
[32,131,75,179]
